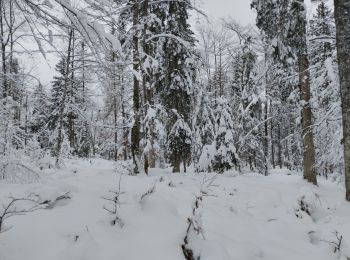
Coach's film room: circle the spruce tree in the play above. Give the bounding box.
[252,0,317,184]
[230,39,262,172]
[159,0,196,172]
[193,92,215,166]
[30,83,50,149]
[309,2,341,176]
[48,58,67,133]
[212,98,238,173]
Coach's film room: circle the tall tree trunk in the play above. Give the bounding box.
[0,1,7,98]
[114,96,118,161]
[263,101,269,175]
[55,29,74,166]
[277,122,283,168]
[121,82,129,161]
[299,54,317,185]
[68,30,76,152]
[24,95,28,146]
[141,0,151,174]
[334,0,350,201]
[173,157,181,173]
[131,0,141,174]
[111,41,118,161]
[293,0,317,185]
[270,118,276,168]
[8,1,14,101]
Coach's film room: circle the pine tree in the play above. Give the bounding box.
[193,91,216,167]
[139,0,167,173]
[309,2,342,177]
[290,0,317,184]
[211,98,238,173]
[30,83,50,149]
[119,0,166,173]
[48,31,93,160]
[159,0,197,172]
[167,117,192,173]
[252,0,317,184]
[48,58,67,133]
[230,38,263,172]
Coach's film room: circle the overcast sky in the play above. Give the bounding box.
[200,0,334,25]
[34,0,334,86]
[201,0,256,25]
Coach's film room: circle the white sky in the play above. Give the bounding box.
[32,0,334,87]
[201,0,256,25]
[199,0,334,25]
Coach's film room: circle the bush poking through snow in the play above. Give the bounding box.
[168,181,176,187]
[319,231,350,259]
[140,183,156,202]
[294,187,329,222]
[0,197,42,233]
[0,191,72,234]
[182,195,203,260]
[295,196,312,218]
[37,191,71,209]
[182,175,218,260]
[103,175,125,228]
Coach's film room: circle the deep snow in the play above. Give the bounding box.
[0,159,350,260]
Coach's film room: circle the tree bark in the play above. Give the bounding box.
[270,116,276,169]
[131,0,141,174]
[0,1,8,98]
[334,0,350,201]
[172,157,181,173]
[263,101,269,175]
[299,54,317,185]
[277,122,283,169]
[68,30,76,152]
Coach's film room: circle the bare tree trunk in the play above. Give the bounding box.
[0,1,8,98]
[277,122,283,169]
[219,53,223,96]
[121,87,129,161]
[141,0,151,174]
[8,1,14,102]
[24,95,28,146]
[334,0,350,201]
[173,157,180,173]
[131,0,140,174]
[91,111,96,156]
[113,98,118,161]
[270,119,276,169]
[68,30,76,153]
[263,101,269,175]
[299,54,317,185]
[111,44,118,161]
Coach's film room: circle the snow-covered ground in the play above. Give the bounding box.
[1,159,350,260]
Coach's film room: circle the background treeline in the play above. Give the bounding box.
[0,0,344,186]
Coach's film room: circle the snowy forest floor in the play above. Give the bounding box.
[1,159,350,260]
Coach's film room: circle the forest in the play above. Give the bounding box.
[1,0,350,259]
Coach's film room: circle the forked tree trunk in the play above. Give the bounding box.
[334,0,350,201]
